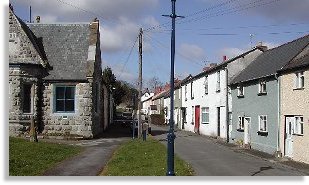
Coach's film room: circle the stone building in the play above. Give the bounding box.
[9,7,110,139]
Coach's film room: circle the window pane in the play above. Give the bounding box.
[23,84,32,113]
[65,87,75,99]
[65,100,74,111]
[56,100,64,111]
[56,87,65,99]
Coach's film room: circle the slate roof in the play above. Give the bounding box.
[280,44,309,72]
[27,23,91,80]
[231,34,309,84]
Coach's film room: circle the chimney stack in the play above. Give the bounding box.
[223,55,227,62]
[36,16,40,23]
[256,42,268,52]
[209,63,217,68]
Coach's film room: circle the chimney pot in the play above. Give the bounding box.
[36,16,40,23]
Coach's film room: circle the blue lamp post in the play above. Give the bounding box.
[163,0,184,176]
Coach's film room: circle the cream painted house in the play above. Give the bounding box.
[279,44,309,164]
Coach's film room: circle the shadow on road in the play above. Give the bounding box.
[251,166,274,176]
[97,123,132,139]
[151,130,168,136]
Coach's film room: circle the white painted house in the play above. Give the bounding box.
[180,46,266,139]
[141,92,154,115]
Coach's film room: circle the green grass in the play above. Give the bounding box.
[101,137,194,176]
[9,137,82,176]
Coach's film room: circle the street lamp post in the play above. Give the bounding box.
[163,0,184,176]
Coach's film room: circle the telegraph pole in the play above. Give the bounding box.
[138,28,143,138]
[163,0,184,176]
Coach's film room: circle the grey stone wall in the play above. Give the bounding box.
[9,65,43,136]
[41,81,98,138]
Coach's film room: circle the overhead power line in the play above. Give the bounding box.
[118,35,139,79]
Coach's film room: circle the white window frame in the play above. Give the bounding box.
[258,115,267,132]
[201,107,209,124]
[204,76,208,95]
[294,116,304,135]
[238,116,244,130]
[258,80,267,94]
[237,85,244,97]
[190,82,194,99]
[216,71,221,92]
[295,71,305,89]
[185,85,187,101]
[191,106,194,124]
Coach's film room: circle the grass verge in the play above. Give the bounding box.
[100,137,194,176]
[9,137,82,176]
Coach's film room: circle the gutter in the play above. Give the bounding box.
[274,73,281,156]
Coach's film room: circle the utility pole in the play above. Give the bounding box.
[29,6,32,23]
[138,28,143,138]
[163,0,184,176]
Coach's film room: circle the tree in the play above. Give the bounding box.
[102,67,116,87]
[146,76,163,92]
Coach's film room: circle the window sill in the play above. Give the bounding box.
[257,131,268,136]
[293,88,304,91]
[237,95,244,98]
[202,122,209,124]
[293,133,304,136]
[257,92,267,96]
[236,129,244,132]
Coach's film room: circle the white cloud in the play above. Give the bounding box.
[178,43,206,61]
[218,41,280,60]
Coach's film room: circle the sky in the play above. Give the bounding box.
[9,0,309,86]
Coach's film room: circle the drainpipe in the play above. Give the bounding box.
[275,73,281,156]
[225,67,229,143]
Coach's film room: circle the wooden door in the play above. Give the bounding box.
[194,106,200,133]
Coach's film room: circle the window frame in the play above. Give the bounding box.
[204,76,208,95]
[216,71,221,92]
[258,115,268,133]
[237,85,244,98]
[190,81,194,99]
[22,83,33,114]
[294,71,305,89]
[54,85,76,114]
[258,80,267,95]
[237,116,244,131]
[184,85,187,101]
[201,107,210,124]
[294,116,304,136]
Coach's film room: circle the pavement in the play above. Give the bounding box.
[151,125,309,176]
[41,123,131,176]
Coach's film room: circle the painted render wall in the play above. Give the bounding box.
[181,69,228,138]
[231,77,279,154]
[280,69,309,164]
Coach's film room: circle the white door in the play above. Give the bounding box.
[244,117,251,145]
[285,117,294,157]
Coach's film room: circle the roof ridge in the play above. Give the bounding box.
[262,34,309,53]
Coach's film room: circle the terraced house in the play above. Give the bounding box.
[278,43,309,164]
[8,7,110,139]
[230,35,309,155]
[180,47,265,139]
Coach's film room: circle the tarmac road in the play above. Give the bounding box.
[151,125,309,176]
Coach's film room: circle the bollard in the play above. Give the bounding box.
[142,130,146,141]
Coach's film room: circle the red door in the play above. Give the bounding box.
[194,106,200,134]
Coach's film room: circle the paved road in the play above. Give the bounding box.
[42,124,131,176]
[152,125,308,176]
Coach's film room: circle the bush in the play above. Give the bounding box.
[150,114,165,125]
